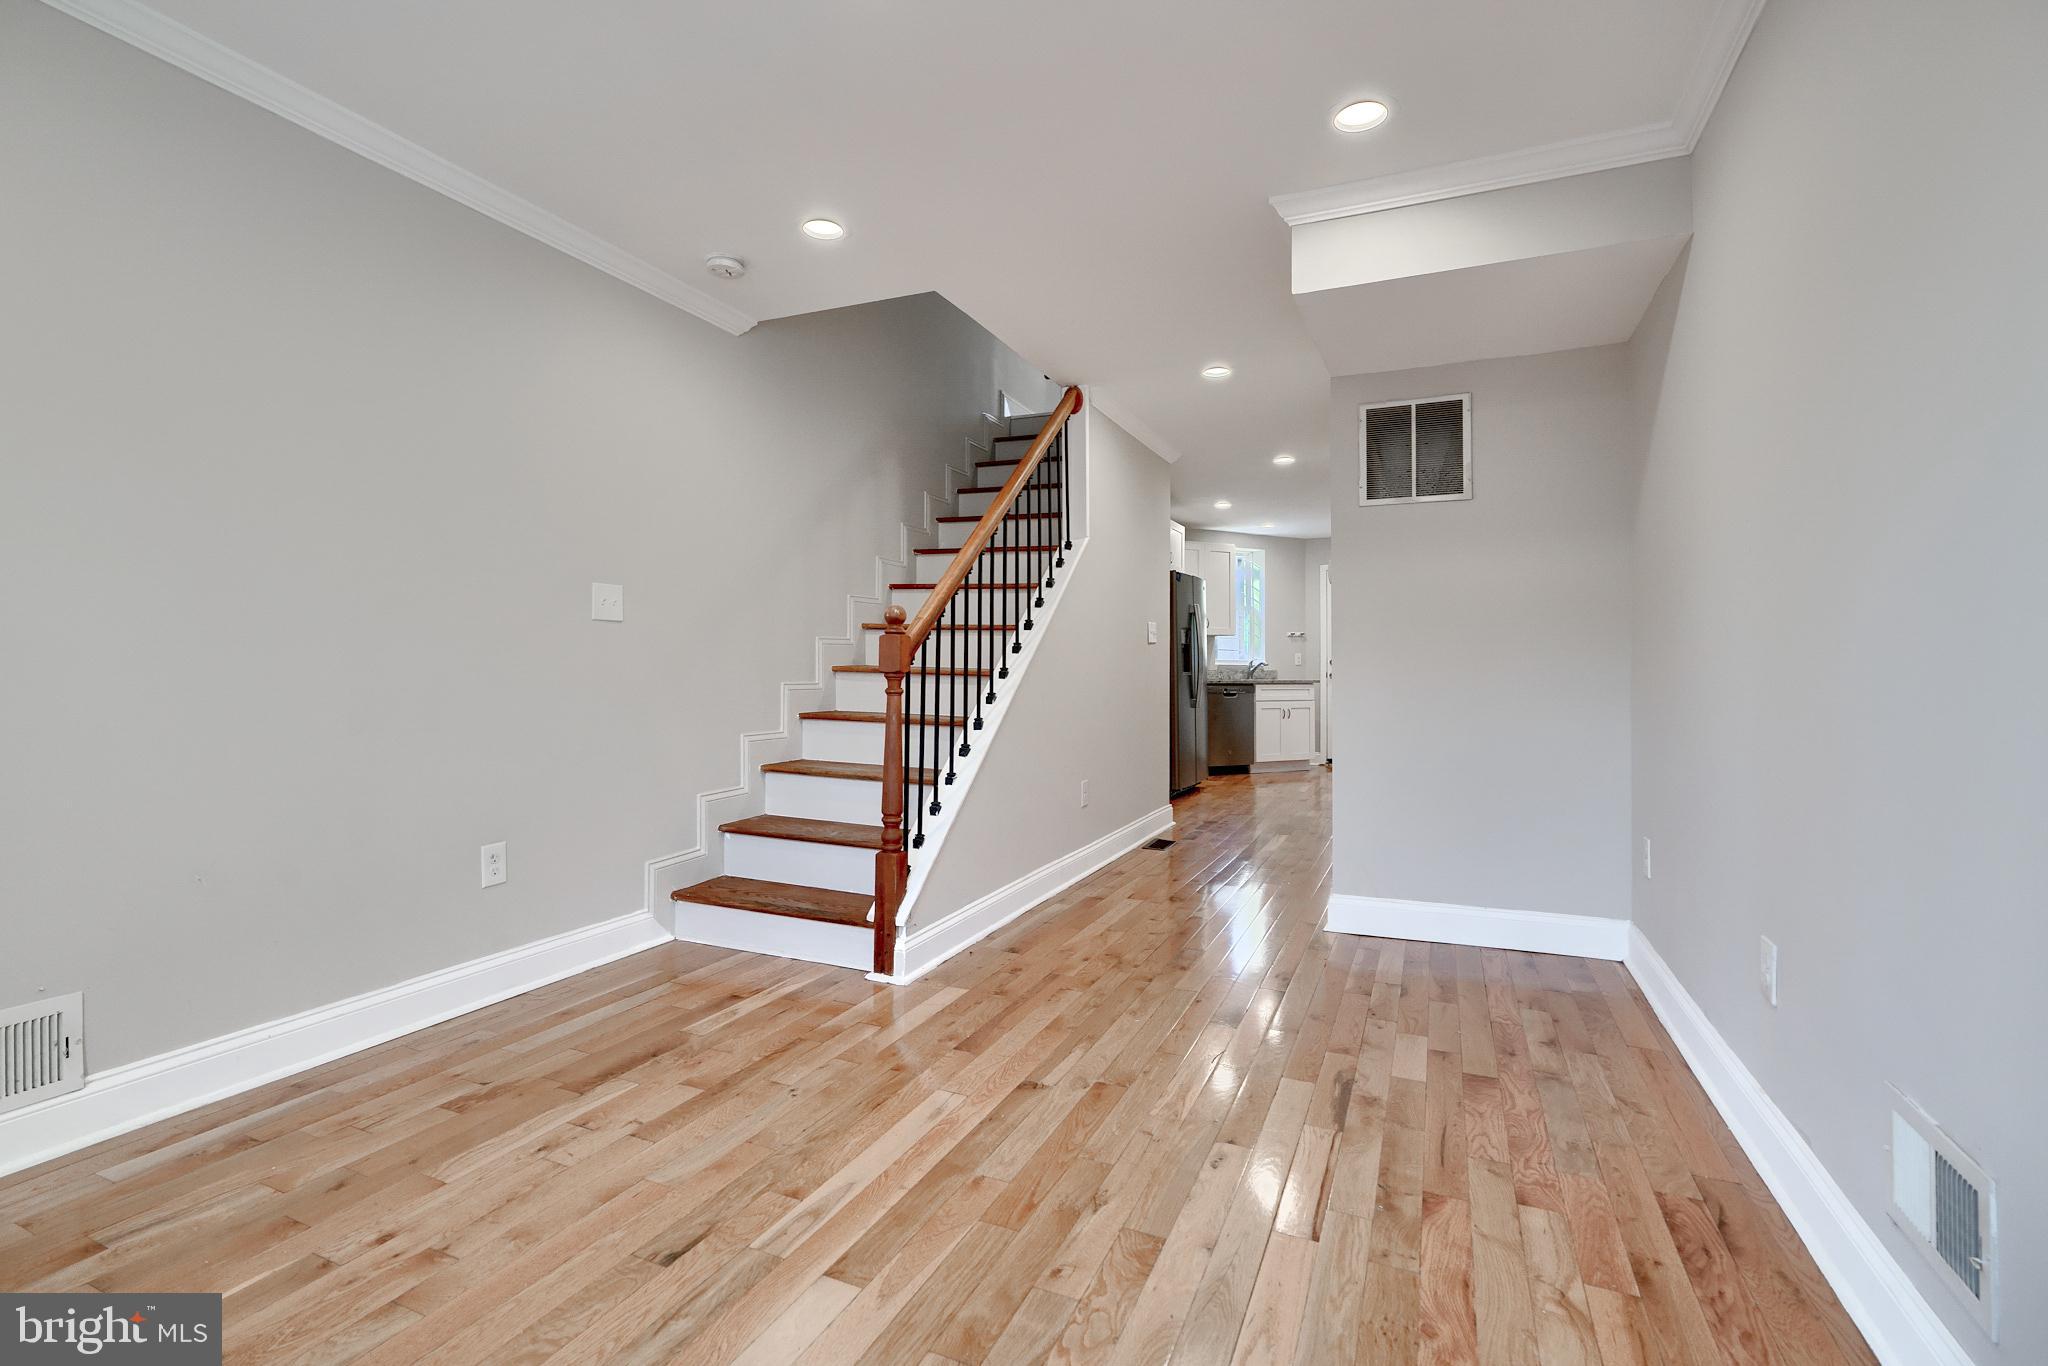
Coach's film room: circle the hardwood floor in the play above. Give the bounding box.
[0,771,1875,1364]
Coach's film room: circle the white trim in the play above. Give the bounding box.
[872,805,1175,985]
[1270,0,1766,225]
[1323,893,1629,960]
[38,0,758,337]
[1624,928,1981,1366]
[0,911,668,1179]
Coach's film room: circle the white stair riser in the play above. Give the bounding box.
[722,832,874,895]
[672,901,873,972]
[932,521,973,550]
[889,586,933,617]
[914,548,967,574]
[956,488,998,519]
[1007,414,1050,437]
[765,770,882,824]
[835,670,887,711]
[803,716,883,764]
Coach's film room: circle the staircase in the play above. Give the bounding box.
[670,388,1083,980]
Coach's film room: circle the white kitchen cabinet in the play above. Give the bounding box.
[1169,520,1186,574]
[1253,683,1317,767]
[1195,545,1237,634]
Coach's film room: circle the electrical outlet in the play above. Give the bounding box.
[1759,935,1778,1007]
[1147,621,1158,644]
[1080,779,1090,808]
[1643,836,1653,879]
[591,583,624,622]
[481,841,507,888]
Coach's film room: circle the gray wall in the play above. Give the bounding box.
[0,3,1050,1070]
[1328,347,1634,920]
[909,411,1171,928]
[1627,0,2048,1357]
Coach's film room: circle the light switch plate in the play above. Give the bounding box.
[591,583,624,621]
[1147,621,1158,644]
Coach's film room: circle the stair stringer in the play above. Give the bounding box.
[642,410,1013,927]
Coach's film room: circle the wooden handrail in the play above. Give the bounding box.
[872,386,1082,975]
[898,385,1081,655]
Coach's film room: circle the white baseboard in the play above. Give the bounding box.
[1624,928,1979,1366]
[0,911,668,1180]
[874,805,1175,985]
[1323,893,1629,960]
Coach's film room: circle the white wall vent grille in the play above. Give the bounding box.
[1359,394,1471,505]
[1889,1086,1998,1340]
[0,992,85,1114]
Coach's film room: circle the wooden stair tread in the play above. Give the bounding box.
[802,708,966,725]
[762,758,935,783]
[718,814,884,849]
[669,875,871,927]
[976,455,1063,467]
[833,663,991,677]
[957,484,1060,496]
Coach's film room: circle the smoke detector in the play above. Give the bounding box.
[704,255,746,280]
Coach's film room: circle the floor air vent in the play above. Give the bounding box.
[0,992,84,1114]
[1889,1086,1997,1339]
[1143,838,1176,850]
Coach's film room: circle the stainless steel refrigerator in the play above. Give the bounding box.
[1169,570,1209,795]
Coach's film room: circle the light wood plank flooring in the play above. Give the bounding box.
[0,771,1876,1364]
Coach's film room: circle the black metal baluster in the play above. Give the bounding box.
[911,635,924,847]
[944,594,957,785]
[1059,422,1071,558]
[1035,454,1049,604]
[981,529,996,712]
[926,627,942,817]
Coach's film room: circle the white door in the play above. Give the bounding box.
[1318,564,1333,762]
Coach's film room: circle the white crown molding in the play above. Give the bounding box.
[39,0,759,337]
[1625,927,1981,1366]
[0,911,668,1179]
[1271,0,1766,225]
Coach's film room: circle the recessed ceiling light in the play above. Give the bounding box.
[1272,453,1296,466]
[1261,522,1275,529]
[801,218,846,240]
[1200,364,1233,381]
[1213,500,1232,510]
[1333,99,1391,133]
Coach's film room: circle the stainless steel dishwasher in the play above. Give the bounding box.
[1206,683,1255,770]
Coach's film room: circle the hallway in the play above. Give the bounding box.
[0,771,1872,1363]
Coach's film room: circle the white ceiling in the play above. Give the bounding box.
[63,0,1757,538]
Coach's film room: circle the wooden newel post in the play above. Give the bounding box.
[874,605,910,977]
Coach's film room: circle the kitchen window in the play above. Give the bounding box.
[1211,548,1265,664]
